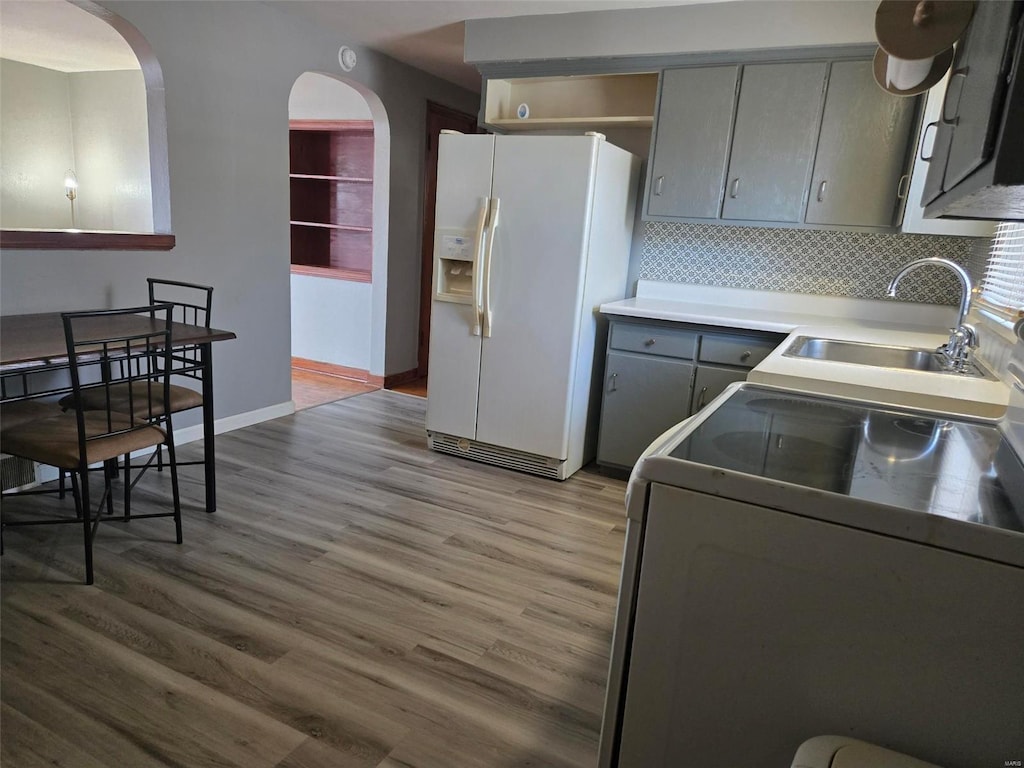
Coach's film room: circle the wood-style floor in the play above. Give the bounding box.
[292,368,380,411]
[1,391,627,767]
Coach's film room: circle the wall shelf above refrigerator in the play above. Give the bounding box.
[482,73,658,132]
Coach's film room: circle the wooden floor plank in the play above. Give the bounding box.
[2,390,627,767]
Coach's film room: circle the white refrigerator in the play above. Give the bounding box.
[425,132,640,480]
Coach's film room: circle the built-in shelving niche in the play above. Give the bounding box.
[289,120,373,282]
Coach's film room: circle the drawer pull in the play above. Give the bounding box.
[609,372,618,393]
[740,350,751,361]
[644,338,656,347]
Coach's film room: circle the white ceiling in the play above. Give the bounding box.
[0,0,140,72]
[0,0,696,88]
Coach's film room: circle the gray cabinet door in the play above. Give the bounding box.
[922,1,1018,204]
[646,66,739,219]
[597,350,694,469]
[689,364,747,415]
[805,61,917,227]
[721,62,827,223]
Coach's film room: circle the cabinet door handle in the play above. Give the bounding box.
[897,173,910,199]
[644,338,656,347]
[696,386,708,411]
[919,120,938,162]
[740,350,752,362]
[941,67,970,127]
[654,175,665,196]
[608,372,618,392]
[729,178,740,199]
[816,180,827,203]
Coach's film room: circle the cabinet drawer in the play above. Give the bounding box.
[698,335,777,368]
[610,323,697,359]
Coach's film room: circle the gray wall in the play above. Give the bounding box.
[0,61,151,232]
[0,59,77,229]
[465,1,877,64]
[69,69,153,232]
[0,1,478,427]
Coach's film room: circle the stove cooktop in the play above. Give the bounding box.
[670,386,1024,532]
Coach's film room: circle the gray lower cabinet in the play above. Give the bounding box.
[721,62,827,223]
[690,364,747,414]
[597,350,694,470]
[597,320,783,470]
[645,66,739,219]
[805,61,918,227]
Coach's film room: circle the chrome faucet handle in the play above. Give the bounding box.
[940,324,978,372]
[960,323,979,348]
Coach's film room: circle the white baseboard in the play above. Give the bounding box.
[173,400,296,446]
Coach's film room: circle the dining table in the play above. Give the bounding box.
[1,311,236,513]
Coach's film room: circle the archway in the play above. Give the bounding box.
[0,0,170,239]
[287,71,390,408]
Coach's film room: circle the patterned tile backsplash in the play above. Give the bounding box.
[639,222,980,306]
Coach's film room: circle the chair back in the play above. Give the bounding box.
[147,278,213,328]
[62,304,174,464]
[147,278,213,383]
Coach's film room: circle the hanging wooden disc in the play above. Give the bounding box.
[875,0,975,59]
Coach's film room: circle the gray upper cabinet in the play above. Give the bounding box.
[721,62,827,223]
[805,61,917,227]
[646,66,739,219]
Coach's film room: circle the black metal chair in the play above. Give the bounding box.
[1,304,182,585]
[1,367,75,501]
[61,279,212,516]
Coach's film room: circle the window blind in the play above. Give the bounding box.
[979,221,1024,322]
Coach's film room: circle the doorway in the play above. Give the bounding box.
[287,72,391,410]
[415,102,480,386]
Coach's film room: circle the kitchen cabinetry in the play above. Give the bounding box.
[643,57,919,230]
[921,0,1024,220]
[645,66,738,219]
[596,319,782,470]
[901,73,997,236]
[805,60,917,228]
[721,62,826,223]
[481,73,658,132]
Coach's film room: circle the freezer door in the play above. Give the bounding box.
[425,134,495,439]
[475,135,600,459]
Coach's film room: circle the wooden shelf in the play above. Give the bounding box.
[290,264,371,283]
[484,72,658,132]
[290,220,372,233]
[289,173,372,183]
[488,116,654,131]
[289,121,374,276]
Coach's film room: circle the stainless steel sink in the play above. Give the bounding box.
[783,336,996,379]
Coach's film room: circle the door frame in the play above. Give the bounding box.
[416,100,480,379]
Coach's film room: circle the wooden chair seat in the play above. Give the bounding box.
[1,411,166,469]
[63,381,203,418]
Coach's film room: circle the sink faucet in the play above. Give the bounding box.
[886,257,978,373]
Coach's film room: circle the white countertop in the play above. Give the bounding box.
[602,280,962,333]
[601,282,1010,420]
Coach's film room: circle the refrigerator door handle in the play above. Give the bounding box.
[482,196,501,338]
[471,197,490,336]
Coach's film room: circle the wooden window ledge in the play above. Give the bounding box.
[0,230,175,251]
